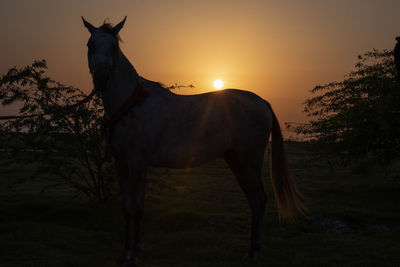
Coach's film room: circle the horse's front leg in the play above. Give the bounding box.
[116,160,146,267]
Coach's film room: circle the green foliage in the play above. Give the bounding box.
[0,60,116,202]
[290,49,400,167]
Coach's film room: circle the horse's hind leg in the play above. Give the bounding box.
[224,149,267,262]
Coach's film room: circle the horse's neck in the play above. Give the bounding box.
[102,51,140,116]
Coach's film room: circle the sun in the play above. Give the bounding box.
[213,79,224,90]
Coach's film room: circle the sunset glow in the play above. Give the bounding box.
[213,79,224,90]
[0,1,399,131]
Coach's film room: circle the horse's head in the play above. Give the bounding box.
[82,17,126,92]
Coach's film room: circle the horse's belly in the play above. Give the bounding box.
[149,131,231,168]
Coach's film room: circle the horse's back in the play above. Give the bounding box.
[149,89,272,168]
[202,89,273,147]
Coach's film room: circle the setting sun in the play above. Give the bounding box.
[213,79,224,90]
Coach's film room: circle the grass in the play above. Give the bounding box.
[0,142,399,267]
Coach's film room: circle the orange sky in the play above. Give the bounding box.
[1,0,400,135]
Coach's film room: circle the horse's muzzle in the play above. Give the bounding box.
[92,64,111,92]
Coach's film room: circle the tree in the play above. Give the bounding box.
[289,49,400,167]
[0,60,116,202]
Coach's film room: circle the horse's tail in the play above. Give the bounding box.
[268,105,306,223]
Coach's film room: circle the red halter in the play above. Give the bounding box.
[100,81,149,161]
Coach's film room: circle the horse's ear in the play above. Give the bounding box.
[112,16,127,36]
[82,16,96,34]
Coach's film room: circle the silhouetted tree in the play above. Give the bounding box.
[0,60,116,202]
[289,49,400,167]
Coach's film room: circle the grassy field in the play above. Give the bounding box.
[0,143,399,267]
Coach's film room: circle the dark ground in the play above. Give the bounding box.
[0,143,399,266]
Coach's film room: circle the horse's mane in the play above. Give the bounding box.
[141,77,166,89]
[99,21,122,41]
[98,21,166,90]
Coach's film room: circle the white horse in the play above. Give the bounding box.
[82,17,305,267]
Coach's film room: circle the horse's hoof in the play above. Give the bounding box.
[243,252,258,264]
[116,256,139,267]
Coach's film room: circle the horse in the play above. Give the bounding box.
[82,17,305,267]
